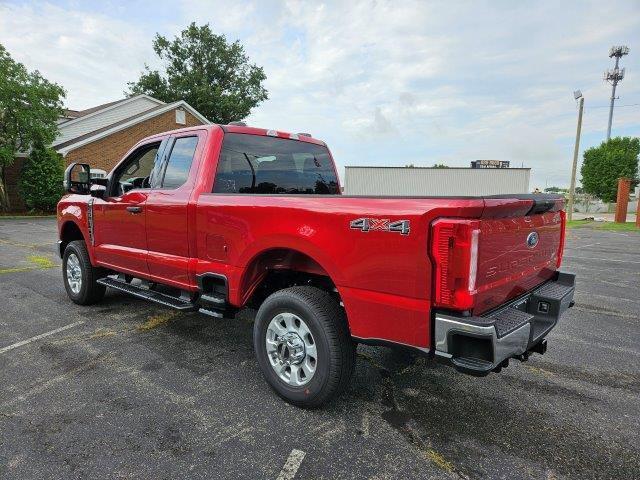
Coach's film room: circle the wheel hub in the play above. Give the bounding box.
[276,332,306,366]
[66,253,82,294]
[265,312,317,386]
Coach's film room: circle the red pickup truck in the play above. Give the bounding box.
[57,123,575,407]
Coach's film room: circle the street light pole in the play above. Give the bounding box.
[568,91,584,221]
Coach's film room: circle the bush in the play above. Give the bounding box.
[19,146,64,211]
[580,137,639,203]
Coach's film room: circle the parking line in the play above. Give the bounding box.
[276,449,306,480]
[361,411,370,438]
[0,321,85,354]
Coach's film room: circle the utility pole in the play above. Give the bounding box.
[605,45,629,140]
[568,90,584,221]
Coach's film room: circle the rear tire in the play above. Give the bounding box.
[62,240,106,305]
[253,286,356,408]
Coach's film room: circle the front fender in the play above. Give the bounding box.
[57,196,95,263]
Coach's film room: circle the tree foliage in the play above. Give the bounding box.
[580,137,639,203]
[432,163,450,168]
[19,146,64,212]
[0,43,65,210]
[127,23,268,124]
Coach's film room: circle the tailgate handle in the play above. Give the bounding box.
[126,206,143,214]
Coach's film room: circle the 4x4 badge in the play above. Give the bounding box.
[350,218,410,235]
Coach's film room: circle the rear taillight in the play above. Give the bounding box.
[430,219,480,311]
[557,210,567,268]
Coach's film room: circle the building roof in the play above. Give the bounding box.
[54,104,166,150]
[54,94,210,156]
[59,99,132,123]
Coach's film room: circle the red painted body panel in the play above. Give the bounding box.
[93,190,149,275]
[194,194,486,347]
[145,129,209,288]
[473,210,562,314]
[57,124,566,351]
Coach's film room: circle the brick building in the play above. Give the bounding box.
[7,94,209,210]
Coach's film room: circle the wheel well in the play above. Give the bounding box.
[60,221,85,254]
[241,249,339,308]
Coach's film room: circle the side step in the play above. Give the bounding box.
[199,307,224,318]
[200,293,225,306]
[199,292,227,318]
[97,277,197,311]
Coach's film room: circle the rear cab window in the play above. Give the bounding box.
[213,133,339,194]
[161,136,199,189]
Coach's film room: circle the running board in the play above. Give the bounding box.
[97,277,197,311]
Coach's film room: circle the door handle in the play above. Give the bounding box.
[126,206,143,214]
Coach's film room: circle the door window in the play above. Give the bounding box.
[111,143,161,196]
[161,136,198,189]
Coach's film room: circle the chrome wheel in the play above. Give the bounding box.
[266,312,317,386]
[66,253,82,294]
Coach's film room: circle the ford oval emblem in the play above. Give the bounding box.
[526,231,539,248]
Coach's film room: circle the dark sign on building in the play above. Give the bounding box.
[471,160,510,169]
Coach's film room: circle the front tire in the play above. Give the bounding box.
[253,286,356,408]
[62,240,106,305]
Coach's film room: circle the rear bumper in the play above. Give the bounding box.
[434,271,575,375]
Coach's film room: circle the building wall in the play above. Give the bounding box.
[344,167,531,196]
[5,108,203,211]
[64,109,203,172]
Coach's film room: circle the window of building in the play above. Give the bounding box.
[176,109,186,125]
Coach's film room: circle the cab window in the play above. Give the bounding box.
[213,133,339,194]
[161,136,198,189]
[111,142,161,196]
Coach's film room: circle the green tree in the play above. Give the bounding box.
[127,23,268,124]
[19,145,64,212]
[580,137,639,203]
[432,163,449,168]
[0,44,65,210]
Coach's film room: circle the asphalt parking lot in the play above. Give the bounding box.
[1,217,638,479]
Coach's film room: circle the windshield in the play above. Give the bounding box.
[213,133,339,194]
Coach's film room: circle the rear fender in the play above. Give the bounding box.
[233,235,344,305]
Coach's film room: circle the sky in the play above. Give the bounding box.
[1,0,638,189]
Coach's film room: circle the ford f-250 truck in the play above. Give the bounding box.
[57,123,575,407]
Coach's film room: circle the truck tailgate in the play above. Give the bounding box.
[473,206,565,315]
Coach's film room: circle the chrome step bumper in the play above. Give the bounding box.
[434,271,575,376]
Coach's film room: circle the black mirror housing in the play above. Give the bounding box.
[90,185,106,199]
[63,163,91,194]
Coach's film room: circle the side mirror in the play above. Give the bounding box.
[63,163,91,194]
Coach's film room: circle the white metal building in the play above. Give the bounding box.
[343,166,531,196]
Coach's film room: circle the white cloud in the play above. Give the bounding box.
[0,2,154,107]
[1,0,638,189]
